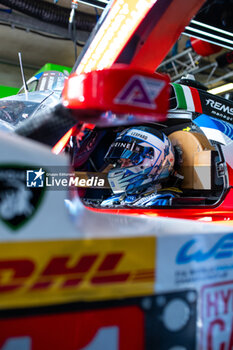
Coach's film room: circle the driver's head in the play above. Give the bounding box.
[104,126,175,194]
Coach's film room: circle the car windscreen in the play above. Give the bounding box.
[0,100,40,126]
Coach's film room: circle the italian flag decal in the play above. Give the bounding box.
[173,83,203,113]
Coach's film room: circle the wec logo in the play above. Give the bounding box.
[176,233,233,264]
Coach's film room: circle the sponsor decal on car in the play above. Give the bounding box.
[114,75,165,109]
[0,289,197,350]
[0,307,144,350]
[176,233,233,264]
[170,84,233,123]
[174,234,233,286]
[199,92,233,123]
[201,280,233,349]
[205,98,233,116]
[0,236,155,308]
[0,165,45,230]
[156,233,233,292]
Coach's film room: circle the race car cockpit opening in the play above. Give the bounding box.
[69,117,226,209]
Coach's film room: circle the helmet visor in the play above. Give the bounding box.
[105,141,153,166]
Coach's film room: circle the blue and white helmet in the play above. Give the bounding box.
[104,126,175,194]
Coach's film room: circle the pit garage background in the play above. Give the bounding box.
[0,0,233,96]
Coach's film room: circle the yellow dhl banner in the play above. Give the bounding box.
[0,236,155,309]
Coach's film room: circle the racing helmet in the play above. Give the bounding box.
[104,126,175,194]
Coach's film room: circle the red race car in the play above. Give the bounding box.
[4,0,233,349]
[60,68,233,225]
[20,0,231,225]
